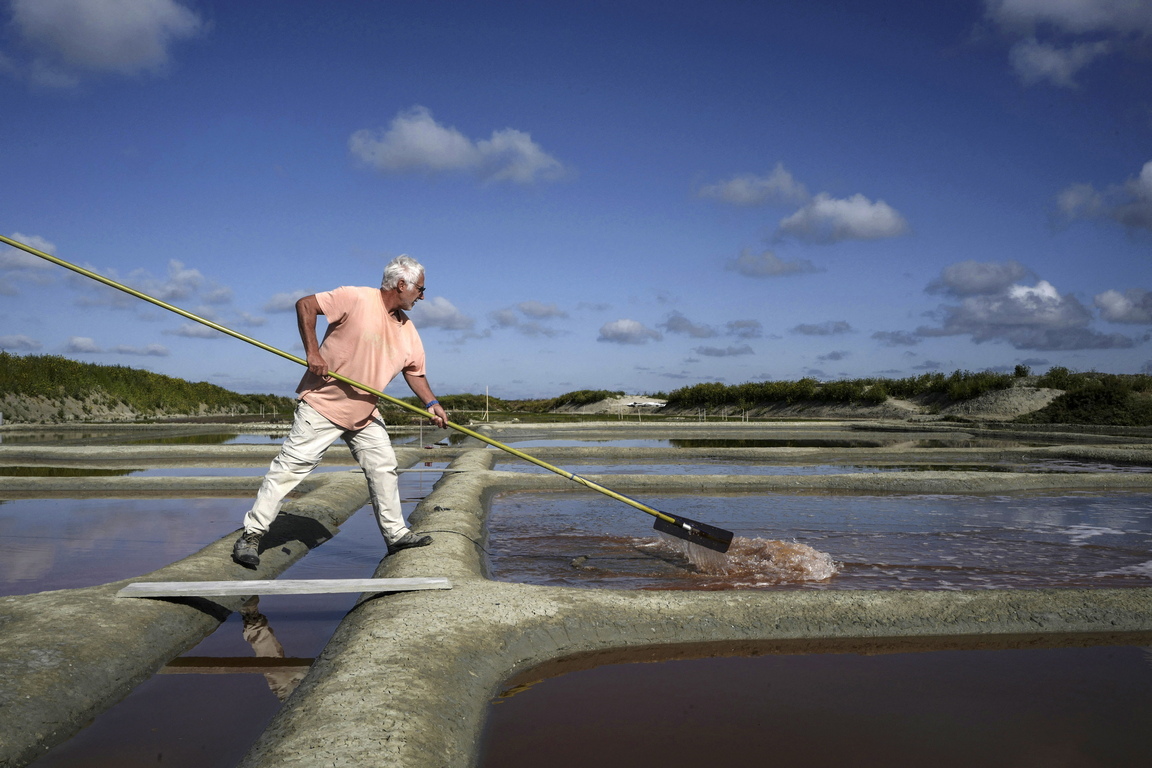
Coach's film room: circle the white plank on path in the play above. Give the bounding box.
[116,577,452,598]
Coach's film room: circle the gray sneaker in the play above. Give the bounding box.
[232,530,262,567]
[388,530,433,554]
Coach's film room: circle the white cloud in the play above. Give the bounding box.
[985,0,1152,87]
[919,278,1137,350]
[985,0,1152,36]
[698,164,809,206]
[1058,159,1152,232]
[263,291,309,313]
[725,248,823,278]
[1,232,57,267]
[488,300,566,336]
[777,193,909,244]
[66,336,101,353]
[516,300,567,319]
[872,330,922,347]
[597,319,662,345]
[726,319,763,339]
[409,296,475,331]
[349,106,566,185]
[0,334,41,351]
[8,0,204,87]
[792,321,853,336]
[164,323,223,339]
[113,343,169,356]
[1,232,58,294]
[1095,288,1152,323]
[927,260,1035,297]
[659,311,716,338]
[60,259,241,322]
[694,344,753,357]
[1009,37,1112,86]
[701,166,908,245]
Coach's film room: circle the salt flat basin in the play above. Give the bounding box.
[487,491,1152,590]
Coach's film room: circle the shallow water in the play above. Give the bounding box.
[496,459,1152,475]
[486,491,1152,590]
[0,497,249,595]
[496,461,895,475]
[500,436,1052,449]
[19,468,441,767]
[480,643,1152,768]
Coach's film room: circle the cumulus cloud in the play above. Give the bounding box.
[1095,288,1152,323]
[1058,160,1152,233]
[7,0,205,87]
[776,193,909,244]
[113,343,169,356]
[919,277,1137,350]
[694,344,753,357]
[1,232,58,294]
[986,0,1152,36]
[985,0,1152,87]
[725,248,823,278]
[1009,37,1112,86]
[597,319,662,345]
[263,291,309,313]
[164,323,223,339]
[698,164,809,207]
[65,336,101,353]
[1,232,57,267]
[927,260,1035,297]
[726,319,763,339]
[410,296,475,331]
[659,311,716,338]
[792,321,853,336]
[488,300,566,336]
[72,259,207,311]
[701,165,908,245]
[349,106,566,185]
[873,330,922,347]
[0,334,41,351]
[515,300,567,319]
[818,350,850,361]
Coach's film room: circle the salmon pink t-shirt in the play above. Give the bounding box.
[296,286,426,430]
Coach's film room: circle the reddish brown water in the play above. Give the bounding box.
[487,491,1152,590]
[480,642,1152,767]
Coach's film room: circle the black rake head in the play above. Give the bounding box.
[652,514,734,554]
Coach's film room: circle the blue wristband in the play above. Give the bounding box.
[425,399,439,409]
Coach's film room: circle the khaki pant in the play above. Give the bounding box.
[242,400,409,543]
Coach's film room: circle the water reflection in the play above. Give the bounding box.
[0,498,250,595]
[239,597,307,701]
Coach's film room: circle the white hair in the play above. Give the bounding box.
[381,254,424,290]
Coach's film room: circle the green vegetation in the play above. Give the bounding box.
[5,352,1150,426]
[1020,369,1152,426]
[0,352,295,418]
[664,370,1015,410]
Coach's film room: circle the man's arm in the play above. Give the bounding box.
[404,371,447,428]
[296,295,328,378]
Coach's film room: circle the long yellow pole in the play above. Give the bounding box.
[0,234,733,546]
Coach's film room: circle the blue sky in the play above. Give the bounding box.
[2,0,1151,399]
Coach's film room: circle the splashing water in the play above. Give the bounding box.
[655,534,839,586]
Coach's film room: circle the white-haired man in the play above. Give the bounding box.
[233,254,448,568]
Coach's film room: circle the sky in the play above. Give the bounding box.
[2,0,1151,400]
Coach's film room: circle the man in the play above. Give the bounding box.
[232,254,448,568]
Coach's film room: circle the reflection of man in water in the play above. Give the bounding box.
[240,597,307,702]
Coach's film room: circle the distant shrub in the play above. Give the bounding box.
[0,351,295,416]
[1020,372,1152,426]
